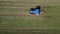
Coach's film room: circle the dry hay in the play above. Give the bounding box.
[0,14,30,16]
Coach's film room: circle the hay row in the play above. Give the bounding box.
[0,14,30,16]
[0,28,60,31]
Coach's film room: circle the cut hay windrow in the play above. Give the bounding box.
[0,14,30,16]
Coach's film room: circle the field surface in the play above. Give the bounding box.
[0,0,60,34]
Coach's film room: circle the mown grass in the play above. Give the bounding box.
[0,29,60,34]
[0,0,60,33]
[0,6,60,34]
[0,6,60,28]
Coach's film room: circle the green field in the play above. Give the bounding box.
[0,0,60,34]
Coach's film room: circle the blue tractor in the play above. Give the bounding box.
[29,6,41,16]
